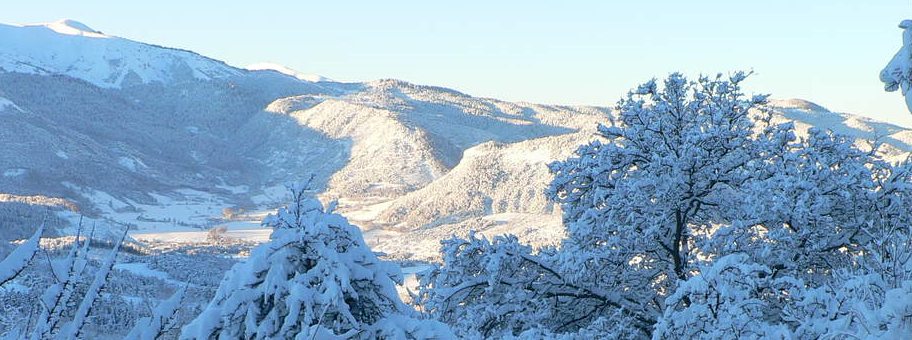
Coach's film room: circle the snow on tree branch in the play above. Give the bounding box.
[0,223,43,286]
[56,231,127,340]
[424,72,912,339]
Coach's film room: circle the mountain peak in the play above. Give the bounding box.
[0,20,242,88]
[35,19,107,37]
[769,98,830,112]
[245,62,329,82]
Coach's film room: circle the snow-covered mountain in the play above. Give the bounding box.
[1,19,911,262]
[246,62,330,82]
[770,98,912,159]
[0,19,246,88]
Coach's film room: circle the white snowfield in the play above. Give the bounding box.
[0,19,242,88]
[2,19,912,265]
[245,62,330,82]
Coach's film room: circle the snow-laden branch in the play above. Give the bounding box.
[0,223,44,286]
[56,231,126,340]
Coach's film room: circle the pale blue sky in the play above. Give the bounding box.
[4,1,912,126]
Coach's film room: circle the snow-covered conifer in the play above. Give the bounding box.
[56,232,127,340]
[123,285,187,340]
[31,228,95,340]
[179,179,453,340]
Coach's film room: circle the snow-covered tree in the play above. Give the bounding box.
[716,126,912,284]
[422,72,912,338]
[545,72,772,326]
[881,20,912,114]
[123,286,187,340]
[179,179,453,340]
[651,254,796,340]
[55,232,126,340]
[30,228,96,340]
[0,224,43,339]
[783,218,912,340]
[4,224,130,340]
[416,232,644,340]
[657,214,912,340]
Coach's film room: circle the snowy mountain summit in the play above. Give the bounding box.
[0,19,242,88]
[245,62,330,82]
[38,19,104,36]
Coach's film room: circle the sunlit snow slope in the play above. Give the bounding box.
[2,19,911,262]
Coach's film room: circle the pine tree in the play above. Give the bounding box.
[180,179,453,340]
[123,286,187,340]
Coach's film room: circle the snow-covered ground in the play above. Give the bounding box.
[114,262,192,287]
[130,228,270,244]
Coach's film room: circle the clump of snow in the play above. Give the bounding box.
[117,156,147,172]
[245,62,330,82]
[118,157,138,171]
[881,20,912,115]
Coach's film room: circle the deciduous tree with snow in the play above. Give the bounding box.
[421,72,912,339]
[546,72,773,332]
[416,232,644,340]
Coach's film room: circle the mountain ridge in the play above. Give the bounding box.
[1,20,911,262]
